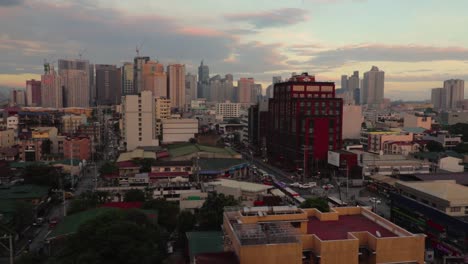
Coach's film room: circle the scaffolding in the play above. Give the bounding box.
[232,222,299,246]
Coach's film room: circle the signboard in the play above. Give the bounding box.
[328,151,340,167]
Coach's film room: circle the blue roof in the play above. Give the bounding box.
[402,127,427,133]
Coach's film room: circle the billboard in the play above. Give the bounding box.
[328,151,340,167]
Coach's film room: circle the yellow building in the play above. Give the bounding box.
[223,206,425,264]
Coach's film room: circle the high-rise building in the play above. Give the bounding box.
[185,73,197,106]
[122,62,135,95]
[10,90,26,106]
[252,83,262,103]
[267,73,343,174]
[89,64,95,106]
[155,97,171,137]
[142,60,167,98]
[216,102,241,118]
[121,90,159,151]
[353,88,360,105]
[272,76,282,84]
[167,64,186,109]
[197,60,209,99]
[41,63,63,108]
[26,79,41,106]
[133,56,150,93]
[431,88,444,110]
[443,79,464,110]
[95,64,121,105]
[209,75,222,102]
[362,66,384,108]
[341,75,348,91]
[224,74,234,102]
[237,77,255,104]
[58,59,90,108]
[348,71,359,91]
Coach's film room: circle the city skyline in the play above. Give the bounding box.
[1,0,468,100]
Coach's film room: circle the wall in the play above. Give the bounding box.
[439,156,464,173]
[239,243,302,264]
[0,129,15,148]
[404,114,432,130]
[342,105,363,139]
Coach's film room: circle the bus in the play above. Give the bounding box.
[327,196,347,207]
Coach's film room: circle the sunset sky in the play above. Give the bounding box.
[1,0,468,100]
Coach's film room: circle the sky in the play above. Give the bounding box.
[1,0,468,100]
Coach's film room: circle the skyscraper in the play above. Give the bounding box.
[341,75,348,91]
[41,63,63,108]
[10,90,26,106]
[122,63,135,95]
[167,64,186,109]
[95,64,121,105]
[209,75,222,102]
[348,71,359,91]
[142,60,167,98]
[362,66,384,108]
[443,79,464,110]
[26,79,41,106]
[89,64,95,106]
[197,60,209,99]
[58,59,90,107]
[133,56,150,93]
[223,74,234,102]
[237,77,255,104]
[185,73,197,106]
[431,88,444,110]
[252,83,262,103]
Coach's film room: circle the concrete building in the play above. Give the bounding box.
[161,118,198,143]
[155,97,171,137]
[0,129,15,148]
[121,62,135,95]
[341,75,348,91]
[423,131,462,150]
[439,111,468,125]
[142,60,167,98]
[41,63,63,108]
[443,79,464,110]
[18,139,43,161]
[167,64,186,110]
[438,156,464,173]
[185,73,197,106]
[121,90,159,151]
[267,73,343,173]
[6,115,18,130]
[237,78,255,104]
[342,105,363,139]
[133,56,150,93]
[209,74,222,102]
[403,113,432,130]
[95,64,121,105]
[216,102,241,119]
[61,115,87,134]
[360,130,413,153]
[362,66,385,108]
[197,60,210,99]
[58,59,90,108]
[382,141,421,156]
[26,79,41,106]
[223,206,425,264]
[207,179,272,205]
[431,88,444,110]
[63,136,91,161]
[10,90,26,106]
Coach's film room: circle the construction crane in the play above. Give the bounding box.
[135,39,146,57]
[78,48,87,60]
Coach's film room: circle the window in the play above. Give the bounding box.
[450,207,461,212]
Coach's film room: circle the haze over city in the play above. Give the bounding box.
[1,0,468,100]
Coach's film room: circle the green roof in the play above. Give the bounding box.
[199,158,247,171]
[0,185,49,200]
[51,159,82,166]
[402,127,427,133]
[9,162,45,169]
[186,231,223,259]
[167,143,239,158]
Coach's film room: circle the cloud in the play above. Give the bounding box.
[224,8,308,29]
[304,44,468,67]
[225,28,259,35]
[0,0,23,6]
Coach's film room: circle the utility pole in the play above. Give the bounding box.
[0,234,14,264]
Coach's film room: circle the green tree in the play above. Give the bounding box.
[198,193,240,230]
[99,162,118,175]
[426,141,445,152]
[51,210,165,264]
[13,201,34,233]
[300,198,330,212]
[454,143,468,154]
[448,123,468,141]
[142,199,179,231]
[68,191,109,215]
[132,158,157,173]
[177,210,196,234]
[22,164,61,188]
[124,189,146,202]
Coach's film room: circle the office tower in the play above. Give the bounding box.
[95,64,121,105]
[252,83,262,103]
[142,60,167,97]
[266,85,273,99]
[353,88,361,105]
[185,73,197,106]
[133,56,150,93]
[197,60,209,99]
[89,64,95,106]
[26,79,41,106]
[362,66,385,108]
[267,73,343,174]
[348,71,359,91]
[443,79,464,110]
[237,77,255,104]
[121,90,158,151]
[122,62,135,95]
[431,88,444,110]
[341,75,348,91]
[224,74,234,102]
[167,64,186,109]
[58,59,90,108]
[10,90,26,106]
[41,63,63,108]
[209,75,222,102]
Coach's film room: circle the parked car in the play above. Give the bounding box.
[49,218,59,229]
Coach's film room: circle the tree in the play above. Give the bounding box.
[68,191,109,215]
[454,143,468,154]
[300,198,330,212]
[22,164,61,188]
[143,199,179,231]
[124,189,146,202]
[177,210,196,234]
[99,162,118,175]
[51,210,165,264]
[448,123,468,142]
[426,140,445,152]
[198,193,240,230]
[13,201,34,233]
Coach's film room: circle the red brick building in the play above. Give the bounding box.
[63,136,91,161]
[267,73,343,175]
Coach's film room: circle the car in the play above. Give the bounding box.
[369,197,381,204]
[49,218,59,229]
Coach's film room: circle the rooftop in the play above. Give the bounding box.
[402,127,427,134]
[198,158,247,172]
[186,231,224,260]
[396,180,468,204]
[166,143,238,158]
[307,214,396,240]
[0,184,49,200]
[208,179,272,193]
[116,149,156,163]
[411,173,468,186]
